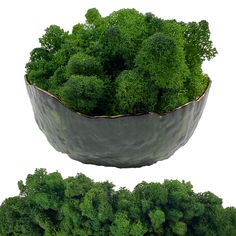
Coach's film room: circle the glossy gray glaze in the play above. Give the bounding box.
[26,78,211,168]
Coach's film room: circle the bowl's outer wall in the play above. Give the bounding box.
[26,81,210,168]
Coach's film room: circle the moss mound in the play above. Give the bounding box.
[1,169,235,235]
[26,8,217,116]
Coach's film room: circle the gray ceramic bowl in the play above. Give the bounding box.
[25,76,211,168]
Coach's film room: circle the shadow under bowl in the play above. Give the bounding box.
[25,76,211,168]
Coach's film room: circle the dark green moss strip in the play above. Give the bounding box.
[0,169,235,236]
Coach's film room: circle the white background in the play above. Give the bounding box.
[0,0,235,207]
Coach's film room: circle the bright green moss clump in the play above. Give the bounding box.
[115,70,158,114]
[26,8,217,116]
[0,169,235,235]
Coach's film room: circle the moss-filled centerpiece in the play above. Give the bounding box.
[25,8,216,167]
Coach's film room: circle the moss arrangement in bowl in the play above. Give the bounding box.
[25,8,217,167]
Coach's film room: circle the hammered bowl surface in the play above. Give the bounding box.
[26,78,210,168]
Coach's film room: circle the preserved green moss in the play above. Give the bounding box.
[66,52,102,76]
[0,169,235,235]
[115,70,158,114]
[59,75,104,115]
[26,8,217,115]
[135,33,185,90]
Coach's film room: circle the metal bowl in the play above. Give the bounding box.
[25,76,211,168]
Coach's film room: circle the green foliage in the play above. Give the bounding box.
[18,168,65,211]
[183,20,218,68]
[79,187,113,224]
[158,89,189,113]
[64,173,94,198]
[39,25,68,52]
[149,208,165,231]
[102,8,147,71]
[130,221,147,236]
[26,8,216,115]
[171,221,187,235]
[135,33,185,90]
[59,75,104,114]
[66,52,102,76]
[0,197,44,236]
[222,207,236,236]
[26,48,53,90]
[110,212,130,236]
[85,8,102,25]
[185,66,209,100]
[144,12,164,36]
[26,26,69,90]
[16,169,65,235]
[115,70,158,114]
[0,169,236,235]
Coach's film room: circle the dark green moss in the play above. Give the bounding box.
[59,75,104,115]
[66,52,102,76]
[26,8,217,115]
[1,169,235,235]
[135,33,185,90]
[158,89,189,114]
[186,66,210,101]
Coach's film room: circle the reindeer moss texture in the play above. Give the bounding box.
[0,169,235,236]
[26,8,217,115]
